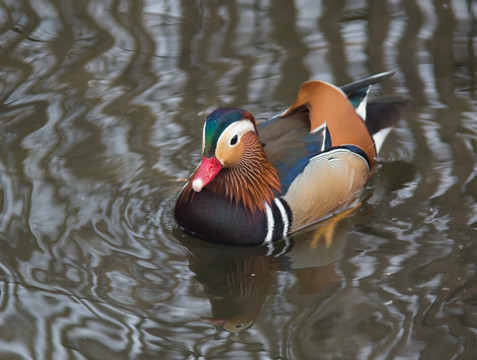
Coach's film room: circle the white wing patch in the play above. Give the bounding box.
[355,88,370,121]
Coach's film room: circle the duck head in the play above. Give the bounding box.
[192,107,258,192]
[189,107,281,213]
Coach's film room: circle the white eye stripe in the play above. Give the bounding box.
[215,119,255,165]
[216,119,255,150]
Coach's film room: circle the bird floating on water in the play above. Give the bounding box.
[175,72,412,246]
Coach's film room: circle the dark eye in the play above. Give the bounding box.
[230,134,238,146]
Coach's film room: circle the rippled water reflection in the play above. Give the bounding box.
[0,0,476,359]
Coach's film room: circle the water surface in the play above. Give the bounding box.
[0,0,476,359]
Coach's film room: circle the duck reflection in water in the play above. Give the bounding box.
[178,207,358,333]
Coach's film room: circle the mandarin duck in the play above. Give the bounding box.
[175,72,413,245]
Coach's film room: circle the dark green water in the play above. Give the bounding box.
[0,0,476,359]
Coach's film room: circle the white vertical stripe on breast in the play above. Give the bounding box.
[274,198,289,237]
[263,202,274,244]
